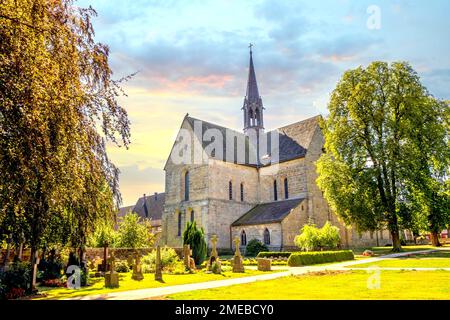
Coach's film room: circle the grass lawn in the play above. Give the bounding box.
[166,270,450,300]
[352,244,449,259]
[35,269,277,300]
[350,250,450,268]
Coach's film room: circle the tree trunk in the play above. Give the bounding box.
[2,238,12,268]
[29,247,39,293]
[430,232,442,247]
[391,231,402,252]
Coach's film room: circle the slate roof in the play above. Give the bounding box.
[118,193,165,224]
[231,198,305,226]
[184,114,320,166]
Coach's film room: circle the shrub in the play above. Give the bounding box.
[115,260,130,273]
[117,212,155,248]
[141,247,183,273]
[37,249,64,281]
[319,222,341,250]
[183,221,207,265]
[287,250,354,267]
[256,252,292,259]
[245,239,268,257]
[0,261,32,299]
[294,222,341,251]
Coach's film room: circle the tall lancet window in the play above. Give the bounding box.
[184,171,190,201]
[264,228,271,245]
[229,181,233,200]
[177,212,182,236]
[241,230,247,246]
[240,183,244,202]
[273,180,278,201]
[284,178,289,199]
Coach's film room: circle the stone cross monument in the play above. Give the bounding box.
[232,237,244,273]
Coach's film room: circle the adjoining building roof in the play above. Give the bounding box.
[118,193,166,224]
[184,114,320,166]
[231,198,305,227]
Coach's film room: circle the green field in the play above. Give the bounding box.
[166,270,450,300]
[36,269,276,300]
[351,251,450,268]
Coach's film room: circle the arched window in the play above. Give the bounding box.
[263,228,270,245]
[177,212,182,236]
[229,181,233,200]
[284,178,289,199]
[273,180,278,201]
[190,210,195,223]
[241,230,247,246]
[240,183,244,202]
[184,171,190,201]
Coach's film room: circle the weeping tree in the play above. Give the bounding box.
[183,221,207,265]
[317,61,448,252]
[0,0,131,291]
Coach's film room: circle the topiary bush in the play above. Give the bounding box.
[245,239,268,257]
[287,250,354,267]
[183,221,207,265]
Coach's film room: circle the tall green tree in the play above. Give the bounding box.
[0,0,130,290]
[317,61,448,251]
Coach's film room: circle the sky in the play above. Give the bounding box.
[75,0,450,206]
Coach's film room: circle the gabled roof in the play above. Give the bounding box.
[182,114,321,166]
[231,198,305,226]
[118,193,166,224]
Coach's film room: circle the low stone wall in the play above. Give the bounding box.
[85,247,184,262]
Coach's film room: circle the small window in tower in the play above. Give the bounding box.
[229,181,233,200]
[273,180,278,201]
[190,210,195,223]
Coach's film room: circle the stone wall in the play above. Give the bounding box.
[259,158,307,203]
[280,199,308,248]
[231,222,282,252]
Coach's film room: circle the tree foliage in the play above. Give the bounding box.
[116,212,155,249]
[0,0,131,289]
[317,61,449,251]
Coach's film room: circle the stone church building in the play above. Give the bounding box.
[158,48,391,252]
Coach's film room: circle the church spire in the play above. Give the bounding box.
[243,44,264,133]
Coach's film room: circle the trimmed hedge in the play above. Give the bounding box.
[256,252,292,259]
[287,250,354,267]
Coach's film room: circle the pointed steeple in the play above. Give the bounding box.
[243,44,264,133]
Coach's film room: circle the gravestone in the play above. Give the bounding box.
[207,235,221,273]
[154,245,163,281]
[104,251,119,288]
[232,237,245,273]
[131,251,144,281]
[257,258,271,271]
[183,244,194,271]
